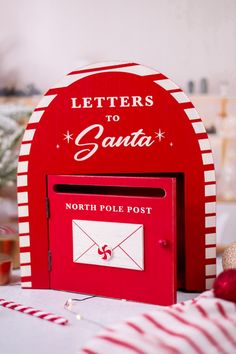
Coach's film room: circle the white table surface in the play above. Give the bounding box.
[0,271,200,354]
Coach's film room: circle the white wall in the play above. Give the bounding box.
[0,0,236,94]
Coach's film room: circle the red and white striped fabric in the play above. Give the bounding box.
[81,291,236,354]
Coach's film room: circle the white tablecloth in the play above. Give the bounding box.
[0,271,198,354]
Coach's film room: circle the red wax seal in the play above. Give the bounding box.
[98,245,112,260]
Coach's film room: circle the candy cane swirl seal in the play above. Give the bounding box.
[98,245,112,260]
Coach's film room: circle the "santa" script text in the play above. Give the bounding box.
[74,124,155,161]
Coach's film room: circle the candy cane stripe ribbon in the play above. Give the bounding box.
[0,299,68,325]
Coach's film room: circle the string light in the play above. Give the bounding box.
[64,296,106,329]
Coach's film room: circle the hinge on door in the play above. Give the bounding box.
[46,197,50,218]
[48,250,52,272]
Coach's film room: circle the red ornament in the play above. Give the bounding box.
[213,269,236,303]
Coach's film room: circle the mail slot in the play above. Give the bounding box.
[17,62,216,303]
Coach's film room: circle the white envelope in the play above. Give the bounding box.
[72,219,144,271]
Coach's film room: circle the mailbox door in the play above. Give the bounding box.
[47,175,176,305]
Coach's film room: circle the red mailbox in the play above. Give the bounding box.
[48,175,176,305]
[17,62,216,305]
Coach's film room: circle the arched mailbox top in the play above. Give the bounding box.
[19,62,212,175]
[17,62,216,295]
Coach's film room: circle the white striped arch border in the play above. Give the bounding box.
[154,77,216,290]
[17,62,216,289]
[17,93,58,288]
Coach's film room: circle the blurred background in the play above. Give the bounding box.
[0,0,235,263]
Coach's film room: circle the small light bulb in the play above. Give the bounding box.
[76,314,82,321]
[65,298,73,310]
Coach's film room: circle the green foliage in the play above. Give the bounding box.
[0,114,24,188]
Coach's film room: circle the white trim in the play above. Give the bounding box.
[198,139,211,151]
[205,264,216,276]
[22,129,36,142]
[184,108,200,120]
[154,79,179,91]
[20,252,31,264]
[204,170,216,182]
[18,222,30,234]
[171,91,190,103]
[205,216,216,228]
[21,265,32,277]
[113,65,158,76]
[18,161,28,174]
[205,202,216,214]
[52,75,80,88]
[53,65,159,89]
[28,110,44,124]
[74,61,132,71]
[192,122,206,134]
[202,153,214,165]
[18,205,29,217]
[36,95,57,108]
[19,143,31,156]
[17,175,28,187]
[21,281,32,288]
[18,192,28,205]
[204,184,216,197]
[205,247,216,259]
[19,235,30,247]
[205,233,216,245]
[205,278,215,289]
